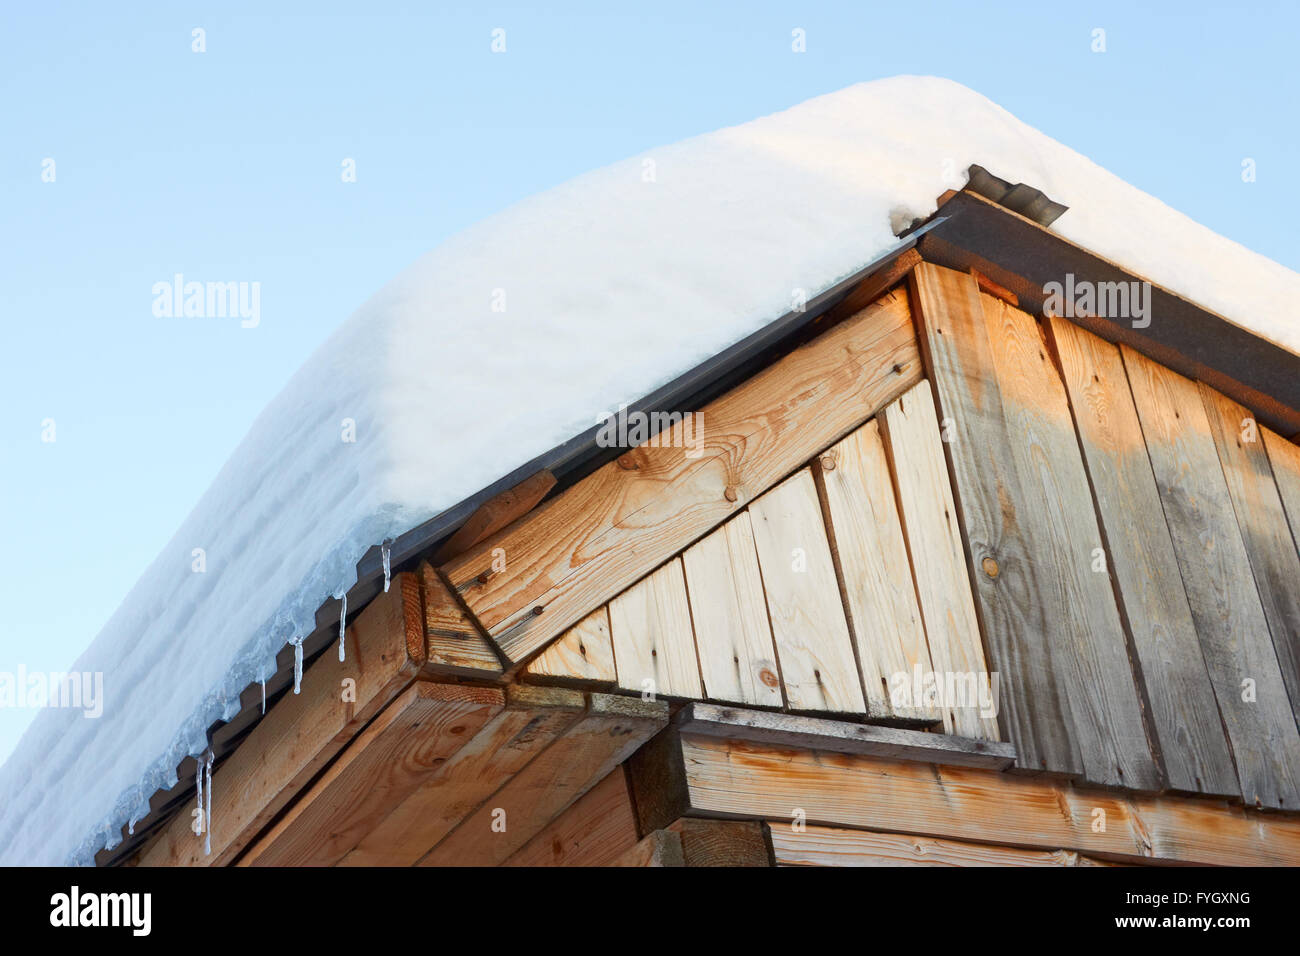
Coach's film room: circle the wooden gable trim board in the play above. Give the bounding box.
[140,573,428,866]
[1045,316,1239,798]
[432,468,557,563]
[813,418,939,725]
[771,826,1115,867]
[239,681,504,867]
[337,685,586,866]
[910,261,1158,789]
[1122,345,1300,808]
[417,693,668,866]
[877,381,999,740]
[666,732,1300,866]
[441,288,923,666]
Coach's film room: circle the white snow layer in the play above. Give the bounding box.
[2,76,1296,866]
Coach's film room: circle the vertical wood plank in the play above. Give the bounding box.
[681,513,783,708]
[1048,317,1237,796]
[879,382,999,739]
[608,559,703,699]
[1264,428,1300,553]
[1123,345,1300,808]
[524,607,617,687]
[749,470,867,715]
[814,419,939,724]
[1201,384,1300,725]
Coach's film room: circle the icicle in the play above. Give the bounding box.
[194,759,204,838]
[260,679,266,714]
[128,819,135,837]
[292,638,303,694]
[382,541,392,593]
[338,592,347,662]
[203,750,214,857]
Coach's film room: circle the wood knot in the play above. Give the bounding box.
[723,485,739,503]
[759,668,779,688]
[981,556,1000,578]
[819,455,836,472]
[531,605,544,616]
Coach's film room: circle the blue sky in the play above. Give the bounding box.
[1,1,1296,764]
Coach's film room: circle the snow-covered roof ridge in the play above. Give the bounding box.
[2,75,1295,866]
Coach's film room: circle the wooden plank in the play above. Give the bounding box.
[1264,428,1300,552]
[337,685,585,866]
[911,262,1158,789]
[1201,384,1300,724]
[748,470,867,715]
[240,682,503,867]
[680,513,783,708]
[443,288,922,664]
[678,733,1300,866]
[1123,346,1300,809]
[676,702,1015,769]
[503,769,639,866]
[140,574,425,866]
[771,826,1115,867]
[813,419,938,724]
[608,559,703,699]
[524,607,616,687]
[418,694,668,866]
[667,818,773,867]
[611,829,685,867]
[878,381,998,739]
[419,562,503,678]
[818,247,921,327]
[1047,317,1238,796]
[433,469,556,563]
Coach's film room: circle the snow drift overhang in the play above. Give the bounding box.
[97,177,1300,865]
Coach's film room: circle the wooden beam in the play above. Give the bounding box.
[675,702,1015,770]
[1200,383,1300,726]
[433,469,556,563]
[338,685,585,866]
[667,818,773,867]
[140,573,427,866]
[748,469,866,715]
[502,768,639,866]
[417,694,668,866]
[419,562,503,678]
[239,682,503,867]
[878,381,998,739]
[1046,316,1237,797]
[442,288,922,665]
[813,419,938,724]
[676,733,1300,866]
[771,825,1115,867]
[1123,346,1300,809]
[611,829,685,867]
[523,606,617,687]
[911,262,1158,790]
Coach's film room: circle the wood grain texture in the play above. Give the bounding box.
[418,694,668,866]
[432,469,556,563]
[1122,346,1300,809]
[771,826,1115,867]
[675,702,1015,769]
[748,470,867,715]
[503,768,639,867]
[1047,317,1237,796]
[443,288,922,664]
[667,818,773,867]
[911,262,1157,789]
[1265,428,1300,553]
[140,574,425,866]
[878,381,998,739]
[611,829,685,867]
[419,562,503,678]
[814,418,938,724]
[240,682,503,867]
[608,559,703,699]
[337,685,585,866]
[681,512,783,708]
[1201,384,1300,727]
[524,606,616,687]
[679,733,1300,866]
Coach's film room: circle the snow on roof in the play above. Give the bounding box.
[2,75,1296,866]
